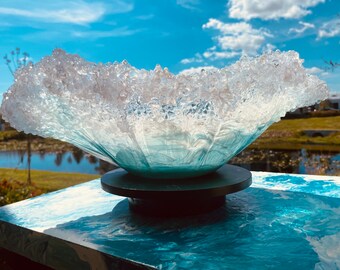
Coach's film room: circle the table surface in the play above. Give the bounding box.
[0,171,340,269]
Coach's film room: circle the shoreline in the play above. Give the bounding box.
[0,139,339,153]
[249,142,340,152]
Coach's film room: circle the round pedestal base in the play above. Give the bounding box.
[101,164,252,217]
[128,196,226,217]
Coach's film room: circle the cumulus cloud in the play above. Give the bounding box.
[180,18,273,65]
[202,50,239,60]
[179,66,217,75]
[306,66,323,74]
[289,21,315,35]
[203,19,272,56]
[180,58,194,64]
[318,18,340,39]
[262,43,276,53]
[228,0,325,20]
[305,67,331,78]
[0,0,133,25]
[180,53,204,64]
[180,50,239,65]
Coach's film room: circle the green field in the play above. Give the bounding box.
[267,116,340,131]
[0,168,99,205]
[0,168,99,191]
[250,116,340,151]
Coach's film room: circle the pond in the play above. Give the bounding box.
[0,150,116,175]
[231,149,340,176]
[0,149,339,176]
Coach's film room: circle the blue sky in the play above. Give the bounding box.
[0,0,339,99]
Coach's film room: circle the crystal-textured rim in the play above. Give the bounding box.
[1,49,329,178]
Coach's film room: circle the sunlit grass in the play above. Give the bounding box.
[250,116,340,151]
[267,116,340,131]
[0,168,99,192]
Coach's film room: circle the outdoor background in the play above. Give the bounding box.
[0,0,339,205]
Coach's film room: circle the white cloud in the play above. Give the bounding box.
[202,50,239,60]
[203,18,271,56]
[179,66,217,75]
[177,0,200,10]
[180,53,204,64]
[203,19,257,35]
[180,58,192,64]
[72,27,141,39]
[22,26,141,42]
[181,58,196,64]
[306,66,323,74]
[318,18,340,39]
[289,21,315,35]
[305,67,332,79]
[262,43,276,53]
[228,0,325,20]
[0,1,133,25]
[180,50,238,65]
[180,18,273,65]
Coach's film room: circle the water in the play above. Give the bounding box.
[231,149,340,176]
[0,150,116,175]
[0,149,339,176]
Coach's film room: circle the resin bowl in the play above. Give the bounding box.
[1,49,328,179]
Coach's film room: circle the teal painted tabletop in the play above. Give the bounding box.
[1,171,340,269]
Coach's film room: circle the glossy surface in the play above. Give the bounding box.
[1,172,340,269]
[101,165,252,216]
[100,165,252,198]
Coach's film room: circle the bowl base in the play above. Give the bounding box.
[101,164,252,217]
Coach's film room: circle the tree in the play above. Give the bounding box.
[3,48,32,185]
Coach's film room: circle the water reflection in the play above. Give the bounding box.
[0,149,338,176]
[72,149,84,164]
[0,150,117,175]
[230,149,340,176]
[55,152,64,166]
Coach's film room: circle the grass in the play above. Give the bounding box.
[267,116,340,131]
[0,130,26,141]
[0,130,74,152]
[0,168,100,205]
[250,116,340,151]
[0,168,99,192]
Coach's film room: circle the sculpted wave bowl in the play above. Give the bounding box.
[1,49,328,178]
